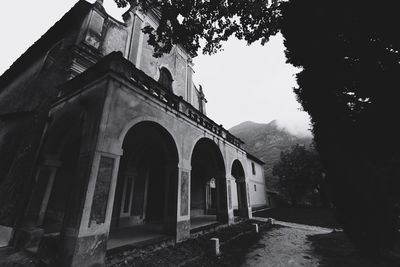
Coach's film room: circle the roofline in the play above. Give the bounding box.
[0,0,92,91]
[246,152,265,165]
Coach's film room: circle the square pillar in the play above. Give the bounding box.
[236,179,252,219]
[163,164,179,234]
[226,179,235,220]
[217,176,233,225]
[176,167,190,242]
[13,159,61,250]
[244,181,253,219]
[57,150,121,267]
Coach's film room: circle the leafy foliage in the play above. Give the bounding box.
[114,0,281,57]
[114,0,400,256]
[272,144,324,206]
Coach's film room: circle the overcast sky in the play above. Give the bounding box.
[0,0,311,137]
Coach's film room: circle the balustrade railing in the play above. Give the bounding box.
[58,51,243,148]
[137,78,243,148]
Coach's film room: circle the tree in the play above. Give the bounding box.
[272,144,324,206]
[113,0,281,57]
[280,1,400,257]
[115,0,400,256]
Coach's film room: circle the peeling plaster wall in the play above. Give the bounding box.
[136,27,188,99]
[101,20,128,55]
[81,6,201,109]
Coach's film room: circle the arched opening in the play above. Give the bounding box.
[108,121,178,249]
[231,160,248,217]
[158,67,173,93]
[190,138,228,229]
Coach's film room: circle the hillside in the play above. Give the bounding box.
[229,120,312,192]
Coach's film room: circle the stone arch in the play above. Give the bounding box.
[117,116,182,163]
[108,121,180,248]
[231,159,249,217]
[189,137,229,227]
[229,157,247,179]
[231,159,245,181]
[187,134,226,166]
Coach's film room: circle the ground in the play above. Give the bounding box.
[106,208,400,266]
[231,221,323,267]
[309,231,400,267]
[254,207,339,228]
[0,247,40,267]
[2,208,400,266]
[106,220,273,267]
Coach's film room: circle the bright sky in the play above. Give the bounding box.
[0,0,311,137]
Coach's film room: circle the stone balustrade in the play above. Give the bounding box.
[58,51,244,149]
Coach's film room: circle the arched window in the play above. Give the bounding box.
[158,67,173,93]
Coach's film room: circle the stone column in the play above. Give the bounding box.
[36,160,62,225]
[163,163,179,234]
[244,181,253,219]
[226,178,235,220]
[13,159,61,250]
[24,160,60,224]
[176,166,191,242]
[237,179,252,219]
[216,175,233,225]
[57,148,121,267]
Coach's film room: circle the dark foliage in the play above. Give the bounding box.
[280,0,400,257]
[229,121,312,194]
[114,0,400,256]
[272,144,325,206]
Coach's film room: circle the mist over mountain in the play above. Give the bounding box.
[229,120,312,192]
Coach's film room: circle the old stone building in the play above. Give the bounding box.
[0,1,268,266]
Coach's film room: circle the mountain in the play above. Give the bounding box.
[229,120,312,192]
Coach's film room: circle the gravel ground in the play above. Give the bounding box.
[0,247,40,267]
[253,207,338,229]
[237,220,329,267]
[3,217,399,266]
[106,220,273,267]
[107,219,332,267]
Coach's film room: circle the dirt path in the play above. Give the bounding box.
[240,219,332,267]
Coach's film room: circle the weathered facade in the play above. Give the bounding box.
[0,1,268,266]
